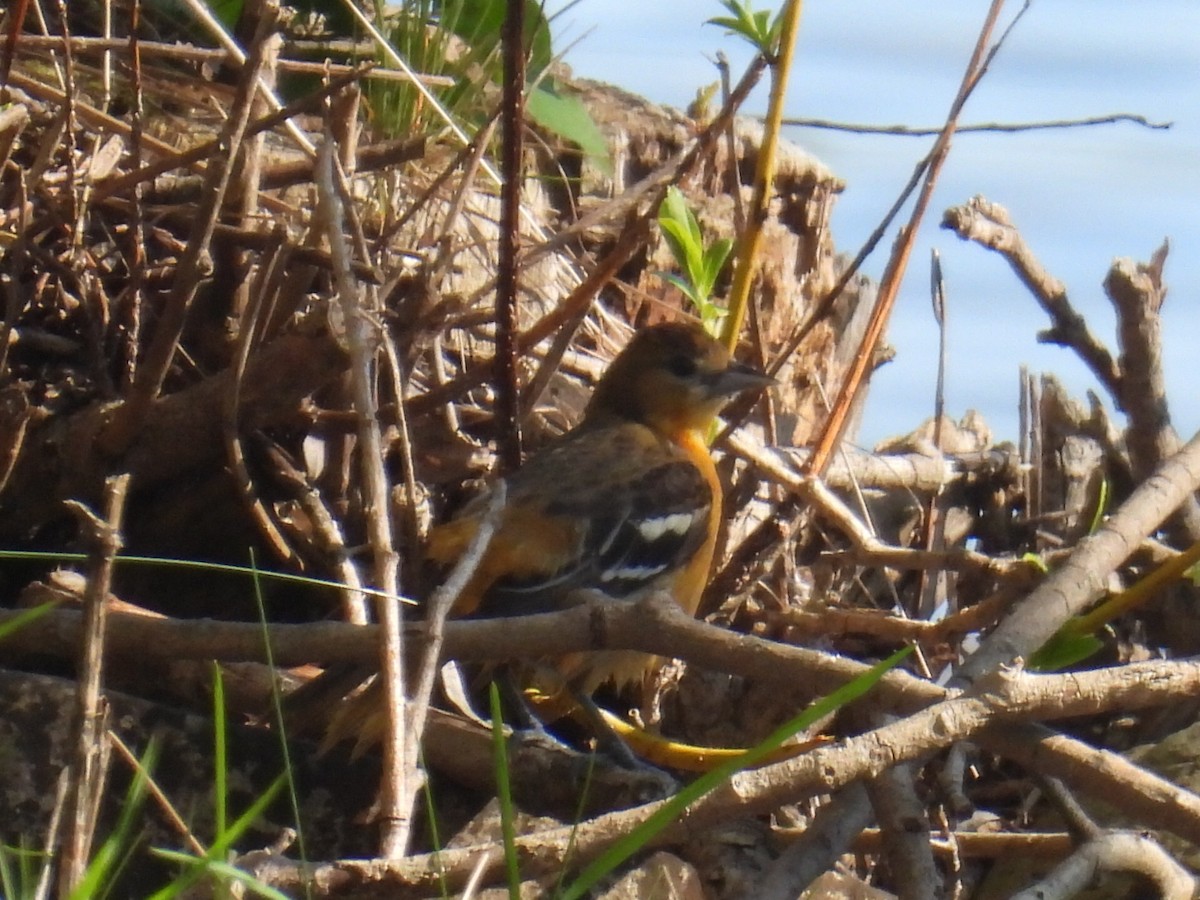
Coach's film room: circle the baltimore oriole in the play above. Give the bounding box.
[427,320,771,696]
[317,321,770,756]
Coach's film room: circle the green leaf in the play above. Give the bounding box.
[707,0,780,54]
[1029,631,1104,672]
[660,272,703,308]
[658,219,702,280]
[206,0,244,30]
[658,188,705,278]
[699,237,734,296]
[439,0,553,77]
[527,81,613,177]
[1020,552,1050,575]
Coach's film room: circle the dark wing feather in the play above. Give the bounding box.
[472,423,712,617]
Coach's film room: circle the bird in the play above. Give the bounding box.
[426,320,772,699]
[313,320,771,759]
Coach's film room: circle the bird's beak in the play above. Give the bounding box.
[706,360,775,400]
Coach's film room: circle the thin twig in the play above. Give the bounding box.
[941,195,1121,398]
[11,34,455,85]
[780,112,1172,134]
[494,0,526,473]
[176,0,314,157]
[315,131,409,856]
[57,473,129,894]
[405,483,506,790]
[103,3,279,452]
[805,0,1012,477]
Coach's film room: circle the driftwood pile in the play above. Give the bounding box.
[1,10,1199,900]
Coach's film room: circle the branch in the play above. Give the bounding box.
[941,195,1122,399]
[781,112,1172,135]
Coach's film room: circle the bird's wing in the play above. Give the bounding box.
[468,422,714,616]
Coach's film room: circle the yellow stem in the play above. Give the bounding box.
[1066,539,1200,636]
[720,0,805,352]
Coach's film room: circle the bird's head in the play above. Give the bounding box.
[585,322,773,435]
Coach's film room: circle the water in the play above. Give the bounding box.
[548,0,1200,448]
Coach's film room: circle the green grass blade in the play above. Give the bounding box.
[248,549,311,897]
[0,550,413,605]
[0,600,59,640]
[489,684,522,899]
[69,737,160,900]
[150,850,291,900]
[212,666,228,840]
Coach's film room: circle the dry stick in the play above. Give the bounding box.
[378,113,496,251]
[782,112,1172,135]
[771,590,1018,648]
[706,0,1022,609]
[757,784,873,900]
[116,5,145,391]
[0,102,28,178]
[840,826,1075,860]
[1104,243,1200,544]
[246,654,1200,896]
[0,167,29,382]
[715,52,747,235]
[728,432,1027,581]
[12,34,454,85]
[23,595,1200,726]
[1009,832,1194,900]
[106,729,207,857]
[54,0,79,231]
[266,445,370,624]
[405,483,506,791]
[101,5,279,454]
[13,596,1200,851]
[494,0,525,473]
[4,69,198,173]
[57,473,129,895]
[90,66,369,206]
[865,748,942,900]
[955,429,1200,686]
[229,23,276,328]
[314,137,408,857]
[915,249,950,619]
[940,196,1122,398]
[36,769,72,900]
[176,0,313,157]
[380,333,429,571]
[223,243,300,567]
[0,0,31,88]
[765,0,1033,410]
[427,117,499,291]
[805,0,1008,477]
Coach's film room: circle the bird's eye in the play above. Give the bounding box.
[666,354,697,378]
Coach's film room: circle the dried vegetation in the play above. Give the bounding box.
[0,3,1199,899]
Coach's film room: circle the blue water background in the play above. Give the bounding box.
[548,1,1200,448]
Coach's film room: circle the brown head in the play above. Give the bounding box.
[584,322,772,435]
